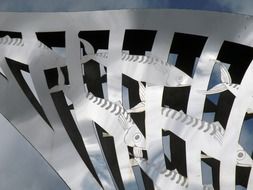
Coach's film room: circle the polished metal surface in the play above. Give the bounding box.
[0,9,253,190]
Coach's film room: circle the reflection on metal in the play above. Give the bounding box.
[0,9,253,190]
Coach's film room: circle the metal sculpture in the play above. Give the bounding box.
[0,9,253,190]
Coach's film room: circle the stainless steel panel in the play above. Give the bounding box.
[0,9,252,190]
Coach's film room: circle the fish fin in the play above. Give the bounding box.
[102,132,112,138]
[138,82,145,102]
[198,83,227,95]
[127,102,145,113]
[219,62,232,84]
[2,35,11,42]
[201,154,211,159]
[58,67,65,86]
[79,38,95,55]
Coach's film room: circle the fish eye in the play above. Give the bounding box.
[237,150,245,160]
[133,132,142,144]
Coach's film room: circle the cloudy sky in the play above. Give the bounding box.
[0,1,252,190]
[0,0,251,15]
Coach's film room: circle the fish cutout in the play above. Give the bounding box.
[201,148,252,168]
[118,113,145,149]
[80,39,193,88]
[162,107,253,167]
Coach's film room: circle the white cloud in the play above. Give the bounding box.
[1,0,252,14]
[0,0,171,12]
[214,0,253,15]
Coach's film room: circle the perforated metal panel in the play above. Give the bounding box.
[0,9,253,190]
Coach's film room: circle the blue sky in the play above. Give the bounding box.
[0,0,251,16]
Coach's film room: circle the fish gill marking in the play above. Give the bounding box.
[115,107,123,115]
[175,112,184,120]
[78,50,170,69]
[121,52,165,64]
[190,118,198,128]
[192,119,199,128]
[124,54,131,61]
[121,52,127,60]
[181,177,187,186]
[110,104,117,113]
[92,96,98,103]
[0,36,50,50]
[133,55,139,62]
[13,38,21,45]
[86,92,134,124]
[87,93,93,100]
[0,36,24,47]
[105,102,112,110]
[165,108,173,117]
[132,147,144,158]
[203,123,211,132]
[96,98,102,105]
[209,125,217,136]
[171,110,178,119]
[143,159,189,188]
[162,107,223,140]
[165,170,173,177]
[161,107,166,115]
[176,175,182,184]
[11,38,17,45]
[171,171,177,180]
[0,37,7,44]
[100,100,108,108]
[128,55,135,62]
[147,57,154,64]
[181,114,189,123]
[164,170,188,188]
[186,117,194,125]
[143,56,149,64]
[85,92,89,98]
[138,56,145,63]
